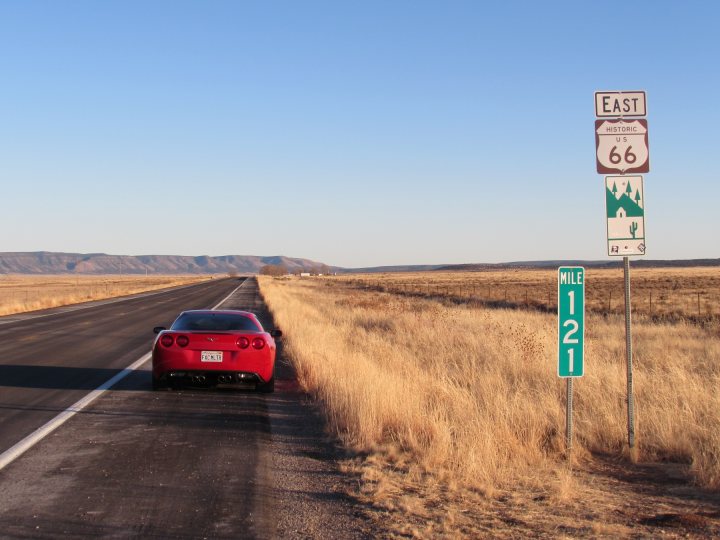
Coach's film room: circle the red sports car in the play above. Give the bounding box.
[152,310,281,392]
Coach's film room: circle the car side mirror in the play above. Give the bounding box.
[153,326,166,334]
[270,329,283,338]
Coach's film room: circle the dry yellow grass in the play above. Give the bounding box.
[259,273,720,537]
[0,274,216,316]
[340,267,720,319]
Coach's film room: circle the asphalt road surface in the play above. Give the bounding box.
[0,277,377,539]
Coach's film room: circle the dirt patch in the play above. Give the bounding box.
[342,453,720,538]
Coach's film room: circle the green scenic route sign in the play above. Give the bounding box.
[606,175,646,256]
[558,267,585,378]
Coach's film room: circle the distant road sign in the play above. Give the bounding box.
[605,175,646,256]
[596,119,650,174]
[558,267,585,378]
[595,91,647,117]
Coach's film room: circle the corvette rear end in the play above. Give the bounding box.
[151,310,279,392]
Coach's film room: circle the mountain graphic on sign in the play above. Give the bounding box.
[606,179,643,219]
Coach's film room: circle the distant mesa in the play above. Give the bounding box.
[0,252,330,275]
[0,251,717,275]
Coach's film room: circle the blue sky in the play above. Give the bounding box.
[1,1,717,267]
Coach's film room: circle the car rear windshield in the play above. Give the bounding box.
[171,313,261,332]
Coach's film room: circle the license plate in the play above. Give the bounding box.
[201,351,223,363]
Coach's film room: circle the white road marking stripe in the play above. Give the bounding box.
[211,278,247,310]
[0,279,247,471]
[0,353,151,471]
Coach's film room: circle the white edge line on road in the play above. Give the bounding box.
[211,277,247,310]
[0,278,248,472]
[0,353,151,471]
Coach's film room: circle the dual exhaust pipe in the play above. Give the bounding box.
[186,374,239,384]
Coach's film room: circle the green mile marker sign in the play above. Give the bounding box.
[558,267,585,377]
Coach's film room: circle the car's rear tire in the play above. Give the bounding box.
[257,376,275,393]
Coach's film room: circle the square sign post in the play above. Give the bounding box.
[558,266,585,456]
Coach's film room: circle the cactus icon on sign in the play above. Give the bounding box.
[629,221,638,238]
[605,175,646,257]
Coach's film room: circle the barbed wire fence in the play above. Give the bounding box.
[340,279,718,320]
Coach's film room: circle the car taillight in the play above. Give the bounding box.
[176,335,189,347]
[237,337,250,349]
[252,337,265,350]
[160,334,174,347]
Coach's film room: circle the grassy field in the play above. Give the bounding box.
[339,267,720,320]
[0,274,216,316]
[259,272,720,537]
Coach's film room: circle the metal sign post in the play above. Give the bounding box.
[566,378,573,453]
[624,256,635,448]
[595,90,647,450]
[558,266,585,456]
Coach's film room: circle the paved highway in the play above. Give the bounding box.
[0,277,243,454]
[0,277,376,538]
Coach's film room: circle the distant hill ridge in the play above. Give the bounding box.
[0,252,328,275]
[344,259,720,273]
[435,259,720,271]
[2,251,717,275]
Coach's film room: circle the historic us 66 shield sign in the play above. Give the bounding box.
[595,119,650,174]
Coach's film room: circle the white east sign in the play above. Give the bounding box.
[595,91,646,117]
